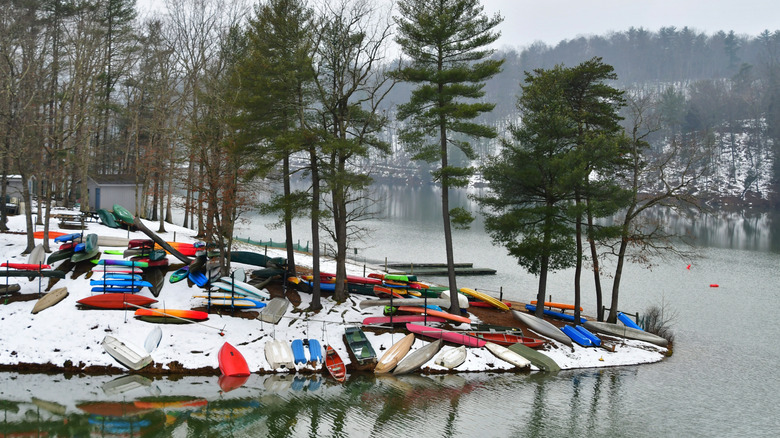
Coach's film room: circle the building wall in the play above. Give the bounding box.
[87,181,138,215]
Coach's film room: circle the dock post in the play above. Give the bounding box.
[499,286,503,301]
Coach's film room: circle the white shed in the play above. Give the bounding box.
[85,175,141,215]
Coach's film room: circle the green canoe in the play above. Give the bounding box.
[344,326,377,366]
[112,204,134,226]
[507,343,561,372]
[97,209,119,228]
[71,234,99,263]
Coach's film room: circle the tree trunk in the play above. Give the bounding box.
[283,154,296,276]
[309,149,322,310]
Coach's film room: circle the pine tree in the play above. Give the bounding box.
[394,0,503,314]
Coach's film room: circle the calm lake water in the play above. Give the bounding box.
[2,185,779,437]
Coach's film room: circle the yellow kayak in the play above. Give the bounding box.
[459,287,510,311]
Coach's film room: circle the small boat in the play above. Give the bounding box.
[466,332,547,348]
[393,339,443,375]
[144,327,162,354]
[530,300,583,311]
[96,236,131,247]
[485,341,531,369]
[54,232,82,243]
[91,286,142,293]
[70,234,99,263]
[375,333,415,374]
[201,297,266,309]
[373,285,406,299]
[561,325,594,347]
[434,345,467,369]
[617,312,643,330]
[1,262,52,270]
[258,297,289,324]
[469,323,524,334]
[291,339,307,365]
[405,323,486,348]
[358,297,451,309]
[89,279,154,288]
[325,345,346,382]
[112,204,135,226]
[440,290,470,308]
[92,265,143,274]
[101,335,152,371]
[397,306,471,325]
[96,259,149,268]
[512,309,574,348]
[459,287,510,311]
[128,238,154,249]
[31,287,68,314]
[77,293,157,310]
[217,277,271,299]
[264,339,295,370]
[344,326,377,366]
[134,308,208,324]
[525,304,587,323]
[307,339,323,363]
[219,342,250,377]
[169,266,189,283]
[574,324,601,347]
[362,315,447,326]
[506,343,561,372]
[97,209,119,228]
[582,320,669,347]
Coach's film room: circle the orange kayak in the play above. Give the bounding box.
[397,306,471,325]
[134,308,208,323]
[530,301,583,311]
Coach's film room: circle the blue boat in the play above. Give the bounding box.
[291,339,307,364]
[618,312,643,330]
[54,232,82,243]
[562,325,594,347]
[525,304,587,323]
[308,339,323,363]
[574,324,602,347]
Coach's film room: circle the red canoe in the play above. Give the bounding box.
[325,345,346,382]
[77,293,158,310]
[466,332,547,348]
[320,272,382,285]
[405,323,487,348]
[469,300,512,309]
[218,342,250,377]
[1,262,52,270]
[363,315,448,325]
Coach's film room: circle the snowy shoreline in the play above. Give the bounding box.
[0,209,667,377]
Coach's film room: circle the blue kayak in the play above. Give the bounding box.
[562,325,594,347]
[90,279,153,288]
[574,324,602,347]
[291,339,307,365]
[525,304,587,324]
[54,232,82,243]
[308,339,323,363]
[618,312,643,330]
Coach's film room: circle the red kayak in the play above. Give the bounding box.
[77,294,158,310]
[465,332,547,348]
[469,300,512,309]
[1,262,51,270]
[218,342,251,377]
[405,323,486,348]
[363,315,447,325]
[325,345,346,382]
[128,239,154,249]
[320,272,382,285]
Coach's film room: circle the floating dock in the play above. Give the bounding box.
[386,263,496,276]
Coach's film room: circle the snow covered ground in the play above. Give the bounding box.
[0,207,666,375]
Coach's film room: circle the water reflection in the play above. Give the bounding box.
[0,368,656,438]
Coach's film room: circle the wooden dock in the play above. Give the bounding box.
[386,263,496,276]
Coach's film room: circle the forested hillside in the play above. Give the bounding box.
[375,27,780,205]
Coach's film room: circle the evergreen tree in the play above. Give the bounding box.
[394,0,503,314]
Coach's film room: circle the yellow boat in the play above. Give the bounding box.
[459,287,510,311]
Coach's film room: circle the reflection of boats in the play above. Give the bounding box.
[507,343,561,372]
[101,375,154,396]
[31,397,67,416]
[133,396,209,410]
[218,374,250,392]
[77,401,154,417]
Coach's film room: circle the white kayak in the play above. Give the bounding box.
[218,277,271,299]
[434,345,467,369]
[485,341,531,369]
[264,339,295,370]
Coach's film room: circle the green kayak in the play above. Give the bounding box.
[507,343,561,372]
[112,204,134,226]
[97,209,119,228]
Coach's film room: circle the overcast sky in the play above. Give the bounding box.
[138,0,780,49]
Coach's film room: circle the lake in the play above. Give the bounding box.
[2,185,778,436]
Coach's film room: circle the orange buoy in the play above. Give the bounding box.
[709,284,719,288]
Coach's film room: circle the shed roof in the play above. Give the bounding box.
[88,174,139,186]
